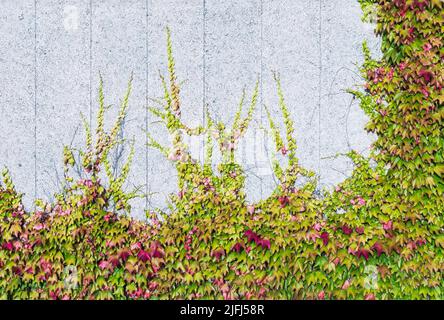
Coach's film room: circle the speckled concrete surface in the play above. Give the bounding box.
[0,0,380,217]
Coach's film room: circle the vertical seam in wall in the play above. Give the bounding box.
[145,0,149,211]
[33,0,37,206]
[89,0,93,127]
[259,0,263,198]
[318,0,322,183]
[202,0,206,165]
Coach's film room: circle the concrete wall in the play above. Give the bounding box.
[0,0,380,219]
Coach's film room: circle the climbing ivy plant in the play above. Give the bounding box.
[0,0,442,299]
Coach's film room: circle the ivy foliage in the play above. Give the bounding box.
[0,0,442,299]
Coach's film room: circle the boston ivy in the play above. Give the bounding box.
[0,0,442,299]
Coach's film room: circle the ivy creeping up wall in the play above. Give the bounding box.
[0,0,443,300]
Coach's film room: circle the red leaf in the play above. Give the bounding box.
[2,242,13,251]
[320,232,329,246]
[137,250,151,262]
[358,249,371,260]
[150,241,164,258]
[231,242,244,253]
[382,220,393,231]
[211,248,226,260]
[244,230,259,243]
[342,225,353,235]
[372,242,384,256]
[258,239,271,250]
[98,260,109,270]
[119,249,131,262]
[278,196,290,208]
